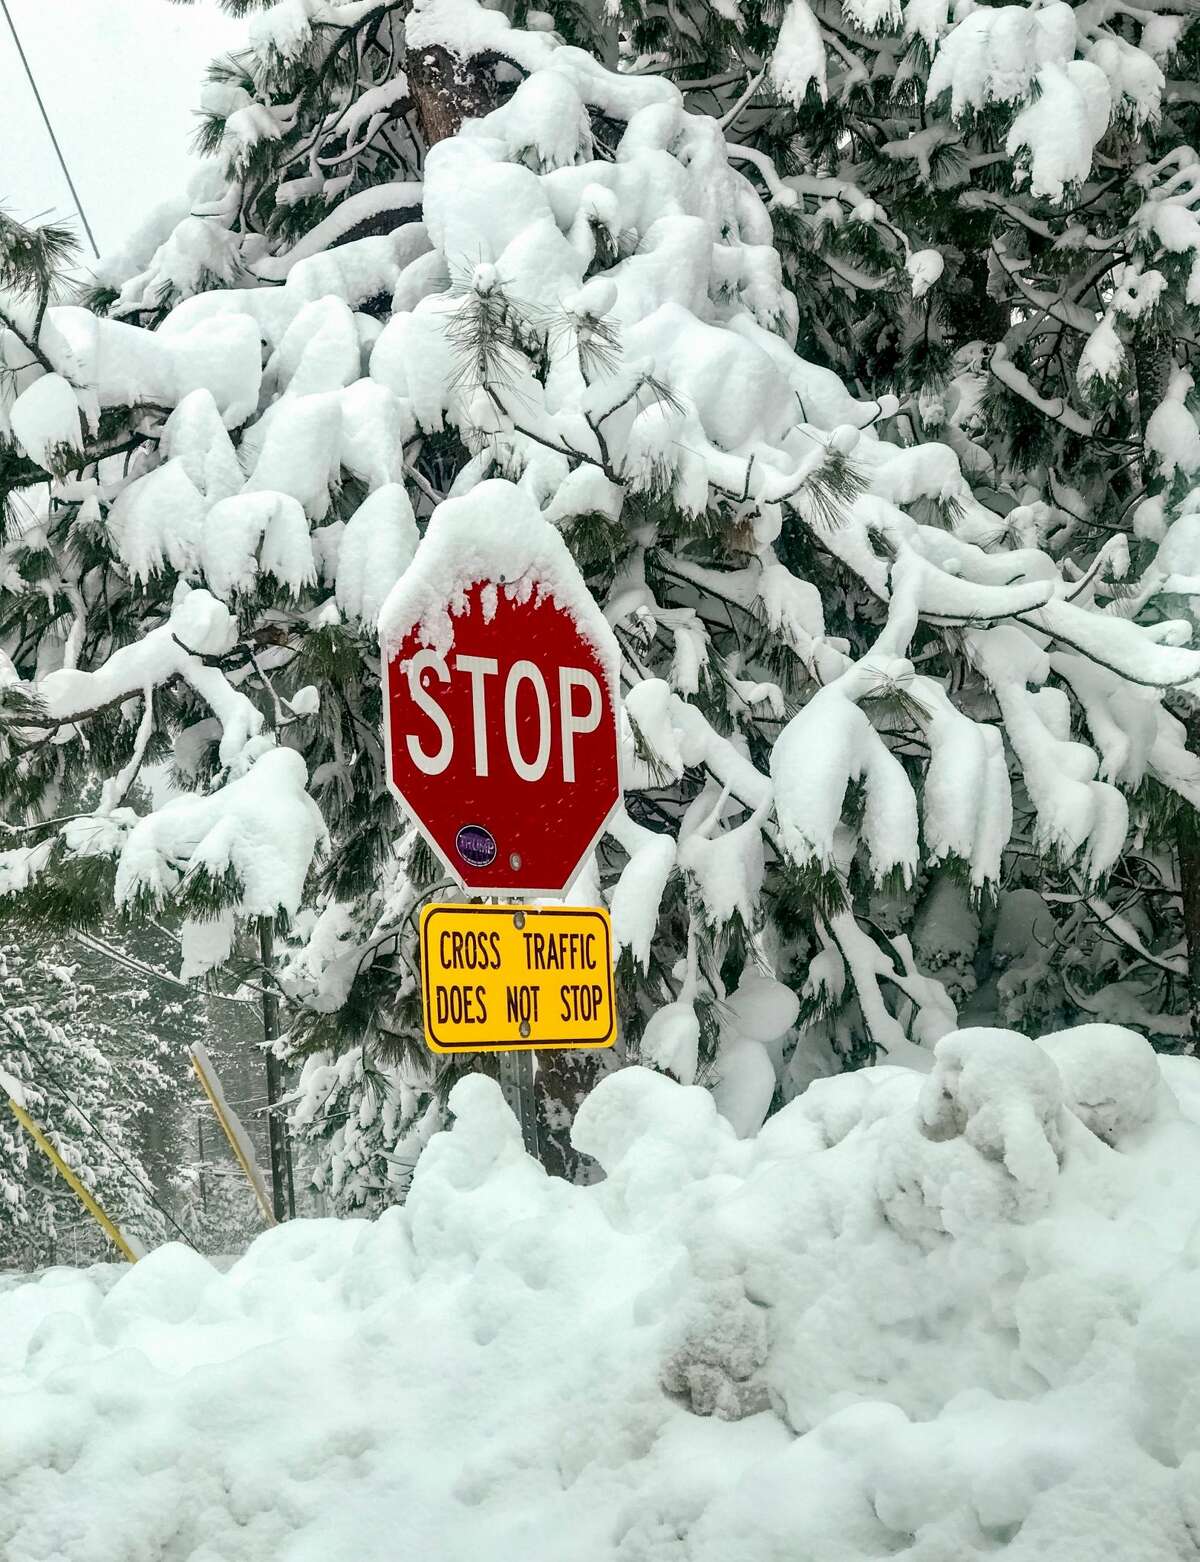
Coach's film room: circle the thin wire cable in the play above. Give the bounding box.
[0,0,99,258]
[15,1034,201,1251]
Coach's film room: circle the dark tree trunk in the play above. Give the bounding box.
[259,916,296,1221]
[408,43,499,146]
[1140,340,1200,1046]
[1175,713,1200,1051]
[534,1051,603,1180]
[1179,816,1200,1050]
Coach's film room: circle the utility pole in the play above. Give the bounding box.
[259,916,296,1221]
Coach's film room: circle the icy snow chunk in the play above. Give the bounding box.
[1006,62,1112,200]
[106,459,206,582]
[369,300,457,431]
[180,910,237,980]
[771,0,827,105]
[1154,512,1200,592]
[201,491,316,599]
[712,1038,777,1139]
[678,802,765,932]
[264,296,362,397]
[334,484,419,626]
[8,372,82,471]
[115,747,326,917]
[920,1027,1064,1199]
[243,392,343,519]
[542,463,624,527]
[420,137,575,314]
[1077,316,1125,388]
[640,1000,702,1086]
[616,303,797,453]
[391,247,451,314]
[337,378,414,490]
[1038,1023,1166,1145]
[662,1279,770,1419]
[1145,368,1200,478]
[967,626,1130,881]
[927,2,1078,117]
[843,0,901,32]
[478,68,592,170]
[161,388,243,502]
[1087,35,1164,125]
[904,0,949,48]
[922,689,1011,887]
[159,230,423,353]
[608,807,676,970]
[905,248,944,299]
[772,658,919,883]
[724,974,800,1044]
[41,304,262,426]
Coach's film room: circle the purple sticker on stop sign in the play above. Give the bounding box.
[455,824,497,869]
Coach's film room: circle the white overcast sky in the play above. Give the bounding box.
[1,0,245,261]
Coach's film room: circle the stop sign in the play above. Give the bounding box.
[382,582,621,895]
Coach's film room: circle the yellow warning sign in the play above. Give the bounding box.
[420,903,616,1053]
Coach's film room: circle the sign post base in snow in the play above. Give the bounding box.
[497,1051,540,1160]
[419,904,616,1054]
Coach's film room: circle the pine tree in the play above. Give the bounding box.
[4,0,1200,1212]
[614,0,1200,1043]
[0,940,167,1267]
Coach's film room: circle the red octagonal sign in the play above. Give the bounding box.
[383,582,621,896]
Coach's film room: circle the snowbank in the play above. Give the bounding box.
[3,1024,1200,1560]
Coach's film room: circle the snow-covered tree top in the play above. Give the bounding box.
[3,0,1200,1069]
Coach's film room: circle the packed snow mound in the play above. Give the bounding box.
[4,1024,1200,1561]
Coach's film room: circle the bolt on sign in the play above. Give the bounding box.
[420,904,616,1054]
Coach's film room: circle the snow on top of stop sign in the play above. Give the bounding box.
[377,477,620,689]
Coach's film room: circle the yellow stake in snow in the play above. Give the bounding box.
[5,1097,142,1264]
[190,1045,277,1227]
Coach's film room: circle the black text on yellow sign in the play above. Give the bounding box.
[419,903,617,1053]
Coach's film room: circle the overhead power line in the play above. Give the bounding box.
[1,0,100,258]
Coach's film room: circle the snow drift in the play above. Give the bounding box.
[3,1023,1200,1560]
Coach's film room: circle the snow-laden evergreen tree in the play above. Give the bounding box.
[614,0,1200,1042]
[4,0,1200,1205]
[0,941,167,1267]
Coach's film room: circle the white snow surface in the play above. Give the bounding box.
[4,1024,1200,1561]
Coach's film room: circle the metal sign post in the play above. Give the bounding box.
[497,1050,540,1160]
[381,523,622,1170]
